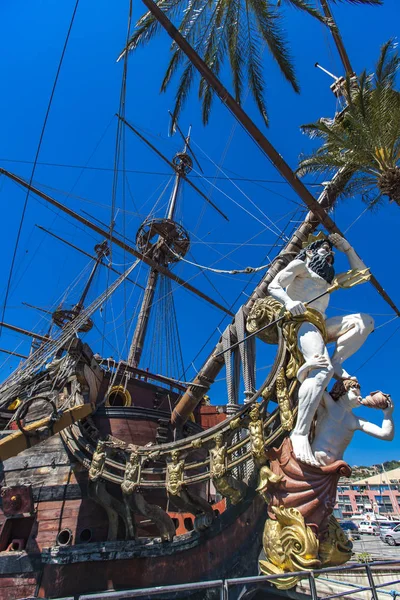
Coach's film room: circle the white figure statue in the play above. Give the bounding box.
[311,374,394,466]
[268,233,374,466]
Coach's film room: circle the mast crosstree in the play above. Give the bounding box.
[127,130,192,368]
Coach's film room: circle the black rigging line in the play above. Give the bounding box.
[181,208,301,377]
[0,0,81,336]
[0,159,323,187]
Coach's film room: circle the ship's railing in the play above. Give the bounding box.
[61,330,289,489]
[53,560,400,600]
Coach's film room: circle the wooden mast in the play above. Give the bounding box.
[127,129,191,367]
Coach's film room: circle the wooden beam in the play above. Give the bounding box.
[0,403,93,461]
[0,348,28,360]
[0,321,51,342]
[0,168,234,318]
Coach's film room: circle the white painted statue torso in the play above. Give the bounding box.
[285,260,330,316]
[312,390,394,467]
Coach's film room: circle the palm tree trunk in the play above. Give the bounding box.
[171,174,347,427]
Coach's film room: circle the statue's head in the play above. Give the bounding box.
[249,404,260,421]
[129,451,139,465]
[331,378,361,408]
[296,237,335,284]
[215,432,224,446]
[171,450,179,462]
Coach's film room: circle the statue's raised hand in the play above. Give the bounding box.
[383,397,394,417]
[286,299,306,316]
[328,233,351,253]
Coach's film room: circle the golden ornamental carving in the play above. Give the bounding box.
[210,433,244,505]
[256,464,283,503]
[121,450,140,495]
[259,506,321,590]
[229,417,241,430]
[191,438,203,449]
[302,231,327,248]
[319,516,353,567]
[275,369,294,431]
[248,404,267,467]
[88,439,107,482]
[281,308,327,380]
[246,296,283,344]
[166,450,185,496]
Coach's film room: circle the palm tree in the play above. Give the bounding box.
[120,0,381,128]
[297,39,400,207]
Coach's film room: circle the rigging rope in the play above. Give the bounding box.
[0,0,81,336]
[0,259,140,398]
[167,244,272,275]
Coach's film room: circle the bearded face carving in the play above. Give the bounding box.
[296,239,335,284]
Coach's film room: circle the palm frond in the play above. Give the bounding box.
[375,39,400,89]
[298,38,400,211]
[245,1,268,125]
[330,1,382,5]
[279,0,326,23]
[248,0,299,92]
[123,0,384,125]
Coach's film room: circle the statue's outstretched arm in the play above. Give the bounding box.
[355,401,394,441]
[329,234,367,272]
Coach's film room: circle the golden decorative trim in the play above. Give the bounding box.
[260,507,320,590]
[275,369,294,431]
[302,231,327,248]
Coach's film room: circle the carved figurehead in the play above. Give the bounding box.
[248,404,267,465]
[312,377,394,467]
[210,433,227,479]
[210,432,246,505]
[121,450,140,495]
[166,450,185,496]
[267,232,374,466]
[89,439,106,482]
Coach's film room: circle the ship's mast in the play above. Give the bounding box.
[319,0,353,76]
[127,130,192,368]
[52,239,110,332]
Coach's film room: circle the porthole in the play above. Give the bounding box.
[171,518,179,531]
[57,528,73,546]
[79,528,92,543]
[105,385,132,408]
[184,517,194,531]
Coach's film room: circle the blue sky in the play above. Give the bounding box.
[0,0,399,466]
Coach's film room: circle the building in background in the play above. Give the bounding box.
[335,467,400,519]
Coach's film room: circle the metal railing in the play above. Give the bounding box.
[50,560,400,600]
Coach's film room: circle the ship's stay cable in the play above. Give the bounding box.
[188,253,230,309]
[0,157,323,188]
[102,0,133,354]
[192,141,289,241]
[180,209,302,378]
[167,246,275,275]
[355,322,400,374]
[0,260,95,374]
[191,164,286,238]
[0,0,81,336]
[0,259,140,404]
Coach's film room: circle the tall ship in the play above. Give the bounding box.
[0,1,398,598]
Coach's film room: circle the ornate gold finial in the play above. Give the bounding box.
[302,231,327,248]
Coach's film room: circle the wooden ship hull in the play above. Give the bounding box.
[0,337,278,599]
